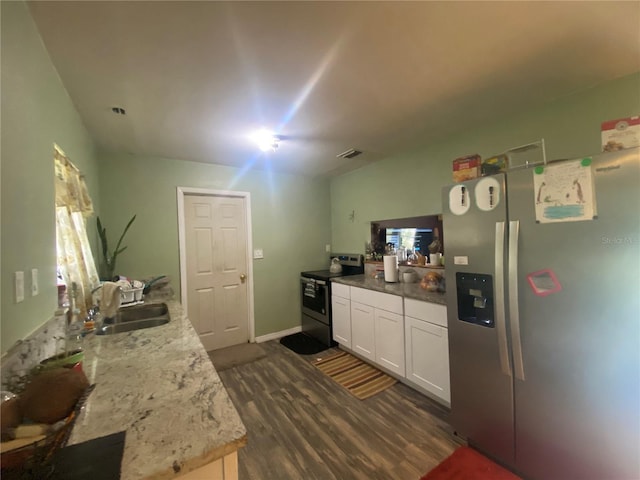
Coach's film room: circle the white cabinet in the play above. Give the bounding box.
[331,283,351,347]
[404,298,450,404]
[332,284,449,401]
[179,451,238,480]
[374,309,405,376]
[332,282,350,300]
[351,287,404,375]
[351,301,375,361]
[404,298,447,327]
[351,286,403,314]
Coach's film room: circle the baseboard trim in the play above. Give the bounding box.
[255,326,302,343]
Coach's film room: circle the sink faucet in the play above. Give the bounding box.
[85,306,100,322]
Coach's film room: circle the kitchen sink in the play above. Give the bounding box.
[96,302,170,335]
[96,317,170,335]
[108,302,169,323]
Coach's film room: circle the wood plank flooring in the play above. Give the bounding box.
[217,340,464,480]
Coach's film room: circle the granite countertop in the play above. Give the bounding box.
[332,275,447,305]
[70,301,247,480]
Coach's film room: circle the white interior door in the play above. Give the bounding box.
[184,194,249,351]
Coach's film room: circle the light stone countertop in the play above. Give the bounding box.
[69,301,247,479]
[332,275,447,305]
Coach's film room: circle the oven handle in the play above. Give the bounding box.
[300,277,326,286]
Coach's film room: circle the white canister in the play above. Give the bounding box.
[383,255,399,283]
[430,252,442,265]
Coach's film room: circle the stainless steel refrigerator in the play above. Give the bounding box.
[442,147,639,480]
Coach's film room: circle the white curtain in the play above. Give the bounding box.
[54,146,100,316]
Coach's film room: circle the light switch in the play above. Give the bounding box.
[325,244,331,252]
[15,271,24,303]
[253,249,264,259]
[31,268,39,296]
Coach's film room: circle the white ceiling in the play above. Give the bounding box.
[28,1,640,177]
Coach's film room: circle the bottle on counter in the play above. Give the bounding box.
[65,283,84,358]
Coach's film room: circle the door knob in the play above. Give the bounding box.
[240,274,246,283]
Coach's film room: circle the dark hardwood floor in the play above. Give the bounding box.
[217,340,464,480]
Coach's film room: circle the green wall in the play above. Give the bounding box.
[96,151,331,337]
[1,1,100,354]
[330,72,640,252]
[2,0,637,352]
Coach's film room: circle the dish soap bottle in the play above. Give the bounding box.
[65,283,84,358]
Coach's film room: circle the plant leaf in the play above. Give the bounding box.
[97,216,109,258]
[97,214,136,279]
[112,215,136,257]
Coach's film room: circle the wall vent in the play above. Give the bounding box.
[336,148,363,159]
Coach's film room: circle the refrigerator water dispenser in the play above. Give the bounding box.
[455,272,495,327]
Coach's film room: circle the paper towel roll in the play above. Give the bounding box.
[384,255,399,283]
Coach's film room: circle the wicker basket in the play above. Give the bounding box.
[0,384,95,479]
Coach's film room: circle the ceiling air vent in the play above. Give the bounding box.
[336,148,363,159]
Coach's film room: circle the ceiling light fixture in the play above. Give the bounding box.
[250,129,280,152]
[336,148,363,159]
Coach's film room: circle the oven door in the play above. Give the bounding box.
[300,277,329,323]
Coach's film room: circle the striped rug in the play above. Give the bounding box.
[312,350,396,400]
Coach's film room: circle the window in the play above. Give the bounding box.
[54,145,99,315]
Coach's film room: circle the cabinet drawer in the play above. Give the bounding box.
[404,298,447,327]
[351,286,402,314]
[332,282,350,299]
[351,301,373,315]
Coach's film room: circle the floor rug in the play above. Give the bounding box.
[420,446,522,480]
[207,342,267,372]
[312,350,396,400]
[279,332,329,355]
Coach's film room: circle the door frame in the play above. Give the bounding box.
[176,186,255,343]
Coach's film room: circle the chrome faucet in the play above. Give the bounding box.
[85,306,100,322]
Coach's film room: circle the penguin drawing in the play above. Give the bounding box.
[573,179,584,203]
[536,182,546,204]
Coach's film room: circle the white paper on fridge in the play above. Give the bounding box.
[533,158,596,223]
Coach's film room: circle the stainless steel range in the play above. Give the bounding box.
[300,253,364,347]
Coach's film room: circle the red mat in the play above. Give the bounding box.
[420,446,521,480]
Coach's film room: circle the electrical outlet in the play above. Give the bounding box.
[15,271,24,303]
[253,249,264,259]
[325,244,331,252]
[31,268,39,296]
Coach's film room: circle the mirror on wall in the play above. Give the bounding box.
[368,215,443,261]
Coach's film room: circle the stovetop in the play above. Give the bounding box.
[301,269,352,281]
[301,253,364,282]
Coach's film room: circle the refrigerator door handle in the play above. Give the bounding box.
[508,220,526,381]
[495,221,512,377]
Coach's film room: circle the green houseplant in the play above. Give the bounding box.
[97,214,136,280]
